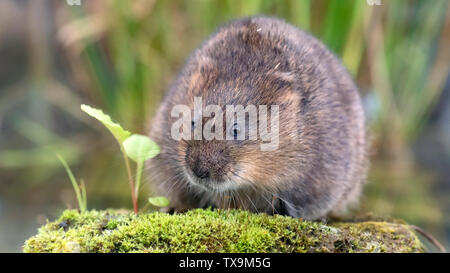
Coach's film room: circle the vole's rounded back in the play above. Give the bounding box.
[148,16,367,220]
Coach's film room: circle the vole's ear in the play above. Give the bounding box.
[266,59,296,85]
[265,67,297,92]
[272,71,296,84]
[268,70,300,106]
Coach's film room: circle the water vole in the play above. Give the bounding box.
[148,16,367,220]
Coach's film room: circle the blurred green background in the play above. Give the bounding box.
[0,0,449,252]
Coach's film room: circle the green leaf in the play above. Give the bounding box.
[123,134,160,163]
[148,196,170,207]
[80,104,131,144]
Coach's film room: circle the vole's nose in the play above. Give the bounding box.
[185,141,230,181]
[192,165,210,179]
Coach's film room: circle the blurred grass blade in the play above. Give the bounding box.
[56,154,87,212]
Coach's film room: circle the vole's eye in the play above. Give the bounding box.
[230,123,240,140]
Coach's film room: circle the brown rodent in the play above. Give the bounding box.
[147,16,367,220]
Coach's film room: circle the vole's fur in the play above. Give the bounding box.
[148,16,367,220]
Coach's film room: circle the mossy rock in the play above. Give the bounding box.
[23,209,424,253]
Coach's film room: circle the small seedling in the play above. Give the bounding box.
[57,154,87,212]
[123,134,160,199]
[81,104,168,213]
[141,196,171,212]
[148,196,170,207]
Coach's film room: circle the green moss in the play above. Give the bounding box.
[23,209,424,253]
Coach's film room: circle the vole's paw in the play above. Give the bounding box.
[160,206,192,214]
[159,207,176,214]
